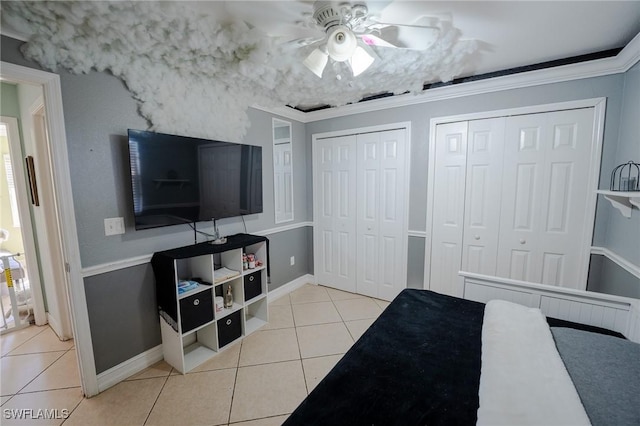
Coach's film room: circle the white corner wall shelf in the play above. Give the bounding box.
[596,190,640,218]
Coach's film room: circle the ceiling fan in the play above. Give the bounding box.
[297,1,440,78]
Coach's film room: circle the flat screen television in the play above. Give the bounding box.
[127,129,263,230]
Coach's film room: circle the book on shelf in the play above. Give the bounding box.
[214,267,240,283]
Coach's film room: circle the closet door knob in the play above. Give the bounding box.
[519,239,526,244]
[474,235,480,240]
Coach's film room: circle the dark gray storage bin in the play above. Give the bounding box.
[244,270,262,302]
[179,290,213,333]
[217,310,242,347]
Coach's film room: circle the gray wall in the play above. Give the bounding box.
[1,36,311,268]
[587,255,640,299]
[84,264,160,373]
[2,35,314,374]
[3,32,638,374]
[307,72,629,289]
[601,61,640,265]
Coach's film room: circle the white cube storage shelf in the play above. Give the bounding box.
[151,234,268,373]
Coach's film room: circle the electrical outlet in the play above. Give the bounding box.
[290,256,295,266]
[104,217,125,236]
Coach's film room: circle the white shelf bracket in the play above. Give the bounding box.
[597,190,640,218]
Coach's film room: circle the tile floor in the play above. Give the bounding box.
[0,284,390,425]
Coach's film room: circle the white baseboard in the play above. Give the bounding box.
[96,345,164,393]
[268,274,315,302]
[94,274,314,394]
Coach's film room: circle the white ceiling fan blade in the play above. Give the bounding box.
[224,0,321,41]
[372,16,440,50]
[349,45,375,77]
[303,48,329,78]
[359,33,397,48]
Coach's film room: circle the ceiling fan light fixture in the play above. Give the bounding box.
[349,44,375,77]
[326,25,357,62]
[303,47,329,78]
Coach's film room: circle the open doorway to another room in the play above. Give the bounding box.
[0,121,36,332]
[0,80,72,339]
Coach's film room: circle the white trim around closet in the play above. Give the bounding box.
[424,97,607,292]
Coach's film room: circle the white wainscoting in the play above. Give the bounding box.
[460,272,640,343]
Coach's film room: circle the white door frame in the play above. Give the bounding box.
[0,116,47,326]
[1,61,98,397]
[424,98,606,292]
[312,121,412,296]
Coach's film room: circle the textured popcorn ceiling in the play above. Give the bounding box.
[1,1,477,141]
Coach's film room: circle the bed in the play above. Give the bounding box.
[284,284,640,425]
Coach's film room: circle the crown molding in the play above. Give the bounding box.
[255,32,640,123]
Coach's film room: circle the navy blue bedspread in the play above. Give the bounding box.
[284,289,486,426]
[284,289,627,426]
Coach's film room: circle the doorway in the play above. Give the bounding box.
[1,61,97,397]
[0,118,43,332]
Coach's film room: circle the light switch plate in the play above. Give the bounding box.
[104,217,125,236]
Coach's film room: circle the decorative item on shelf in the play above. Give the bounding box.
[242,253,248,270]
[224,284,233,308]
[247,254,256,269]
[610,161,639,191]
[214,296,224,313]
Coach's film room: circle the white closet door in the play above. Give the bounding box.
[497,109,594,287]
[429,122,468,296]
[461,118,506,275]
[314,136,357,293]
[356,129,407,300]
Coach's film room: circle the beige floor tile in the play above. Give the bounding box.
[230,360,306,423]
[333,298,382,321]
[302,354,343,392]
[7,328,73,356]
[231,414,289,425]
[324,287,367,301]
[1,352,64,396]
[289,285,330,304]
[63,377,165,426]
[261,304,294,330]
[344,318,376,341]
[21,349,80,393]
[296,323,353,359]
[126,360,173,381]
[146,369,236,426]
[291,301,341,327]
[268,294,290,306]
[190,341,241,373]
[374,298,391,310]
[1,387,83,426]
[0,325,47,356]
[239,328,299,367]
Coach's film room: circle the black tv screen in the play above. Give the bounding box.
[127,129,263,230]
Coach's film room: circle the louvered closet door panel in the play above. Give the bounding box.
[356,129,407,300]
[430,122,468,296]
[462,118,506,275]
[314,136,357,293]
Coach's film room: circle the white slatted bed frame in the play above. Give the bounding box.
[459,272,640,343]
